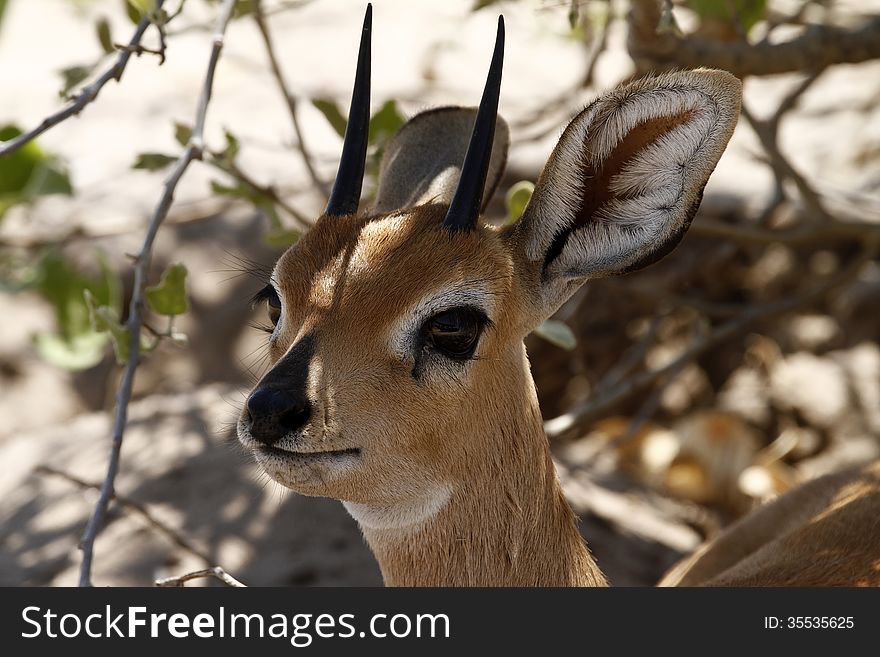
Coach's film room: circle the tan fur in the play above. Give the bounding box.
[240,68,877,587]
[246,205,605,586]
[659,461,880,587]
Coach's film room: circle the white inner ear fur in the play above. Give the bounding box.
[521,70,740,282]
[388,284,494,360]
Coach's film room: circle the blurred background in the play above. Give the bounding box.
[1,0,878,586]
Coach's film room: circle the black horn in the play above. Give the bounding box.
[325,4,372,216]
[442,16,505,232]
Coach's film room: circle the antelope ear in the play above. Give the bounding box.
[373,106,509,214]
[512,69,741,319]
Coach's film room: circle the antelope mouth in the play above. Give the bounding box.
[256,445,361,463]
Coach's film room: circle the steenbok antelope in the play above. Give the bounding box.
[238,6,880,586]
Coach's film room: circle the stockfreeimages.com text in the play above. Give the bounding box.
[21,605,450,646]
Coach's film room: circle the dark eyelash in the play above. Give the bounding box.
[248,321,275,334]
[250,284,274,308]
[428,306,495,332]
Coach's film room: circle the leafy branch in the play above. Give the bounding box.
[77,0,239,588]
[0,1,169,158]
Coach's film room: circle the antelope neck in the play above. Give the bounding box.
[349,348,607,586]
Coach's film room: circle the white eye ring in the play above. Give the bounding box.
[389,286,494,362]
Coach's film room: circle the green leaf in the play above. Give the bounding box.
[30,252,121,370]
[58,64,95,98]
[210,180,242,197]
[687,0,766,33]
[263,210,300,248]
[232,0,254,18]
[220,128,240,164]
[211,179,261,205]
[0,127,37,193]
[0,251,40,293]
[261,199,300,248]
[0,0,9,32]
[28,164,73,197]
[532,320,577,351]
[96,17,115,55]
[132,152,177,171]
[0,125,73,220]
[123,0,142,24]
[369,100,405,147]
[312,98,348,139]
[34,331,109,371]
[126,0,156,18]
[85,289,131,364]
[209,179,297,247]
[263,227,301,248]
[568,1,580,30]
[174,122,193,147]
[505,180,534,224]
[35,251,120,340]
[145,262,189,316]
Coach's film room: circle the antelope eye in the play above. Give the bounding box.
[423,307,485,360]
[252,285,282,326]
[267,289,282,325]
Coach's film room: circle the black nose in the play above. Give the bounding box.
[245,387,311,446]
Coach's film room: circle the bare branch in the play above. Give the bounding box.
[627,0,880,77]
[746,69,827,224]
[740,101,832,223]
[112,41,166,63]
[579,0,613,88]
[545,249,876,440]
[691,217,880,246]
[597,313,663,390]
[605,324,703,450]
[155,567,247,587]
[252,0,328,197]
[78,0,239,588]
[0,2,167,158]
[0,202,236,250]
[36,466,212,565]
[213,154,313,228]
[513,1,614,138]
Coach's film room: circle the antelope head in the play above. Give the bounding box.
[237,6,741,584]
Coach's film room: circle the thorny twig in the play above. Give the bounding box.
[36,466,212,565]
[0,1,167,158]
[252,0,327,199]
[544,248,876,440]
[113,42,167,64]
[77,0,239,588]
[155,567,247,587]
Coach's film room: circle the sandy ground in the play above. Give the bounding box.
[1,0,879,586]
